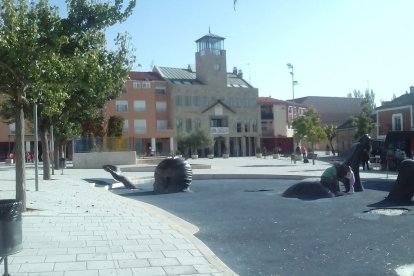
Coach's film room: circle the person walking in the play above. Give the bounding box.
[301,145,307,158]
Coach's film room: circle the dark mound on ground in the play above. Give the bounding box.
[387,159,414,202]
[154,158,192,193]
[282,181,333,200]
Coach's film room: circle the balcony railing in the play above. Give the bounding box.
[210,127,229,135]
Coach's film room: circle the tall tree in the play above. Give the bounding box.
[0,0,66,209]
[292,108,326,150]
[37,0,135,179]
[324,124,337,155]
[353,89,364,98]
[0,0,135,209]
[352,90,376,138]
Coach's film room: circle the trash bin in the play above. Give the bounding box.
[59,158,66,168]
[0,199,22,256]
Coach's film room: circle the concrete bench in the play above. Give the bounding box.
[5,159,14,164]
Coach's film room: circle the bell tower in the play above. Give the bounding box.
[195,32,227,86]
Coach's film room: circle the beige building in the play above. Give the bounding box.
[154,33,260,157]
[258,97,307,154]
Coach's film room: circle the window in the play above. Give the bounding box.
[141,81,150,89]
[186,118,192,132]
[176,118,183,131]
[123,120,129,134]
[244,120,249,132]
[116,100,128,112]
[194,118,201,130]
[134,100,146,112]
[227,97,233,107]
[175,95,183,106]
[157,120,168,130]
[202,96,209,107]
[132,81,141,89]
[156,101,167,113]
[155,87,166,95]
[134,120,146,134]
[121,87,127,94]
[252,120,258,132]
[236,121,242,133]
[241,98,247,108]
[392,113,403,131]
[9,123,16,135]
[185,95,191,106]
[194,96,200,106]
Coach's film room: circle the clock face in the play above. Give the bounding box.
[213,64,220,71]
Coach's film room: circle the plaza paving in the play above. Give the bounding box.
[0,153,404,275]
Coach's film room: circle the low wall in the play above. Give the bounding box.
[73,151,136,169]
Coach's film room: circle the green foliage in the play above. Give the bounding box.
[292,108,326,148]
[107,115,124,137]
[80,110,106,137]
[324,124,336,141]
[352,89,376,138]
[353,89,364,98]
[0,0,136,190]
[177,128,214,155]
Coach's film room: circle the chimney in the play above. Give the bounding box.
[410,86,414,93]
[233,66,237,74]
[237,69,243,79]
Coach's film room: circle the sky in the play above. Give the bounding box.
[56,0,414,105]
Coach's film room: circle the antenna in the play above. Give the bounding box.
[246,63,251,83]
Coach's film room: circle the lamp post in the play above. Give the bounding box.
[287,63,298,118]
[33,102,39,191]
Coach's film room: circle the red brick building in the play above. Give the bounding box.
[375,87,414,140]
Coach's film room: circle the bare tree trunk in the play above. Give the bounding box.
[54,139,61,170]
[15,99,26,211]
[329,140,336,156]
[40,127,51,180]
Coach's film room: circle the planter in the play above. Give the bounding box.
[191,154,198,159]
[207,154,214,159]
[222,153,229,159]
[272,154,279,159]
[325,151,330,155]
[256,153,263,158]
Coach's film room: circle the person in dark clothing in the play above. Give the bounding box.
[320,163,349,196]
[361,149,370,170]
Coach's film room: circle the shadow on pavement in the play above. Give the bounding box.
[119,191,157,197]
[241,164,292,168]
[367,198,414,208]
[83,178,118,185]
[363,180,394,192]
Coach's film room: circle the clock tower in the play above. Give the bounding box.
[195,32,227,86]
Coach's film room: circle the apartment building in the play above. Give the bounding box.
[104,71,174,156]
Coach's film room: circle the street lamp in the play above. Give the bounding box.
[287,63,298,118]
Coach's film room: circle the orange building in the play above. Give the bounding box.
[104,71,174,156]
